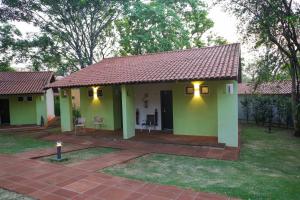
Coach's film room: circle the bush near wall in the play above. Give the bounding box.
[240,95,293,128]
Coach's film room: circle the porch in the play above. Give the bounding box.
[59,80,239,148]
[72,129,222,147]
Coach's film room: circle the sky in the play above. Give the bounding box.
[13,1,249,70]
[206,3,239,43]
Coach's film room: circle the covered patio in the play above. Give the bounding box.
[47,43,241,148]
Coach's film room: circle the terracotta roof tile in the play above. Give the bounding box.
[0,72,54,95]
[48,43,240,88]
[238,80,292,95]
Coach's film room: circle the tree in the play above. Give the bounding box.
[206,34,228,46]
[0,62,15,71]
[116,0,213,55]
[0,23,20,71]
[1,0,122,71]
[245,48,290,83]
[225,0,300,136]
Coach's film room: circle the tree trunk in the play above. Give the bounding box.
[290,64,300,137]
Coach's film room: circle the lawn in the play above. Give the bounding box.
[103,124,300,200]
[0,188,34,200]
[40,147,119,164]
[0,132,53,154]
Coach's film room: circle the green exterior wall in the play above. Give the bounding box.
[60,89,73,132]
[121,85,135,139]
[173,80,238,147]
[173,81,218,136]
[79,86,121,130]
[217,80,239,147]
[9,95,37,125]
[8,94,48,126]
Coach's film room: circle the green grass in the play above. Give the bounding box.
[0,132,53,154]
[0,188,34,200]
[41,147,119,164]
[103,125,300,200]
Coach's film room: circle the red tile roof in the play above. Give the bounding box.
[48,43,240,88]
[0,72,54,95]
[238,80,292,95]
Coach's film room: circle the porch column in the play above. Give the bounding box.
[121,85,135,139]
[35,94,47,126]
[59,88,73,132]
[217,80,238,147]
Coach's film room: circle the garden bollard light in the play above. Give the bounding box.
[56,141,62,160]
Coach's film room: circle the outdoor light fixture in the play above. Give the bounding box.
[49,141,68,162]
[226,83,234,94]
[192,82,200,97]
[185,86,194,95]
[91,86,101,105]
[92,86,99,100]
[56,141,62,160]
[200,85,209,94]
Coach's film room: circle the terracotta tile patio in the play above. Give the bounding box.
[0,128,240,199]
[42,131,240,161]
[0,154,238,200]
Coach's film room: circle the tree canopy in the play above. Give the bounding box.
[225,0,300,135]
[116,0,214,55]
[1,0,122,73]
[0,0,227,73]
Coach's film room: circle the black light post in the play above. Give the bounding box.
[56,141,62,160]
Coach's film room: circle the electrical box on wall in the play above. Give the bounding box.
[226,84,234,94]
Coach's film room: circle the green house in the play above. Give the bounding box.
[0,72,55,127]
[48,44,241,147]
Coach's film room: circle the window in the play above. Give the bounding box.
[97,89,103,97]
[18,97,24,102]
[88,89,93,97]
[27,96,33,101]
[185,86,194,95]
[200,85,209,94]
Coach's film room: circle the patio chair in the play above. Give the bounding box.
[93,116,104,129]
[74,117,85,135]
[142,114,156,133]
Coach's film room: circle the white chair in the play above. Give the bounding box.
[142,115,156,133]
[75,117,85,135]
[93,116,104,129]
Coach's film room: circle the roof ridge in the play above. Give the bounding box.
[103,43,240,61]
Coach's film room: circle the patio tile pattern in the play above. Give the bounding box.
[0,154,238,200]
[68,149,148,171]
[42,134,240,160]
